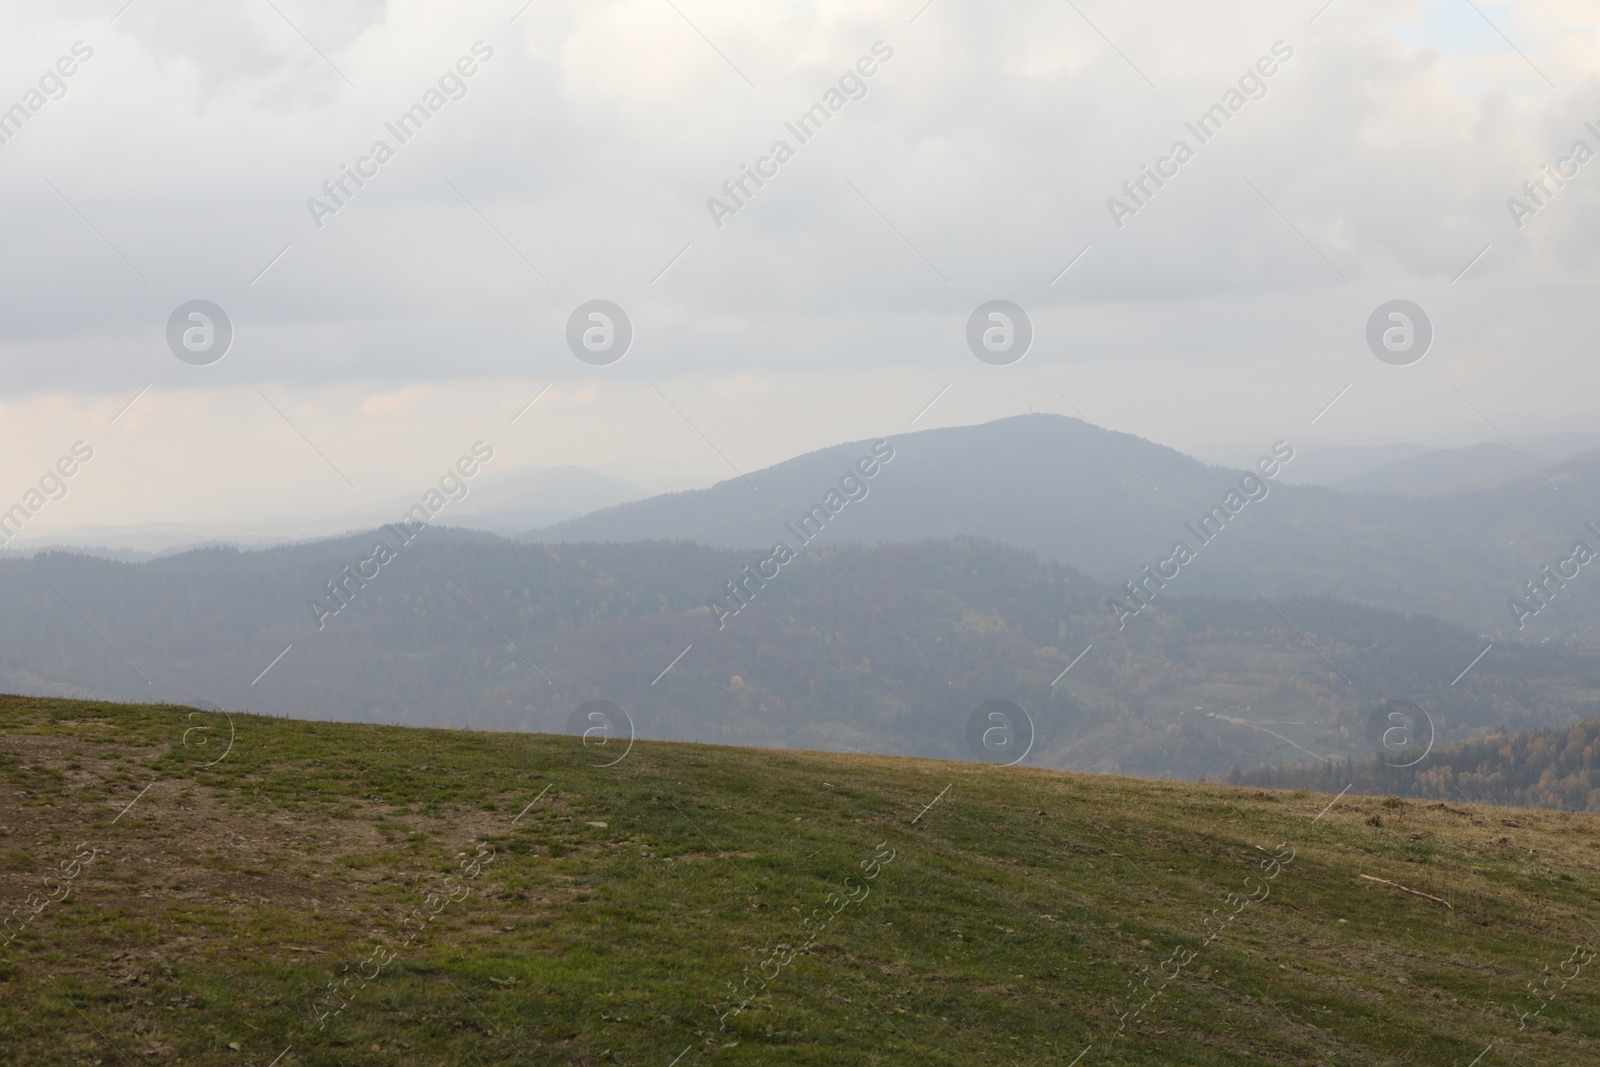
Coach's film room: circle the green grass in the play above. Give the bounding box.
[0,694,1597,1065]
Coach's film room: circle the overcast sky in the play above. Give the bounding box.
[2,0,1598,538]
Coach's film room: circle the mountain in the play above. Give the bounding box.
[0,523,301,556]
[8,417,1600,784]
[24,416,1600,643]
[530,414,1600,641]
[528,414,1252,573]
[3,694,1597,1065]
[1516,430,1600,459]
[2,536,1597,782]
[1219,441,1435,486]
[1330,442,1542,496]
[1330,439,1600,497]
[1225,432,1600,492]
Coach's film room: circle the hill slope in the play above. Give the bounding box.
[0,695,1596,1065]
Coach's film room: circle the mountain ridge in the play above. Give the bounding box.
[528,413,1600,641]
[4,536,1597,783]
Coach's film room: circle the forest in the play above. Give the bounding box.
[3,532,1597,786]
[1232,716,1600,811]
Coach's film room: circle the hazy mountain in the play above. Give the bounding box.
[530,415,1224,572]
[1331,440,1600,496]
[28,417,1600,645]
[0,525,303,557]
[531,414,1600,641]
[1225,441,1435,486]
[1328,442,1534,495]
[1515,430,1600,458]
[1,535,1596,782]
[1209,432,1600,493]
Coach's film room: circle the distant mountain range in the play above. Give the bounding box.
[3,536,1596,782]
[526,414,1600,641]
[1330,442,1535,496]
[9,407,1600,781]
[14,415,1600,643]
[1326,433,1600,496]
[1205,432,1600,492]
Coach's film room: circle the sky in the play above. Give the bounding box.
[1,0,1598,541]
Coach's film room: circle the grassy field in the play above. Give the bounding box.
[1,694,1597,1065]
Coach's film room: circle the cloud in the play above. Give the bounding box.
[2,0,1598,533]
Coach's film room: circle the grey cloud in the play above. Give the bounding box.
[0,0,1592,399]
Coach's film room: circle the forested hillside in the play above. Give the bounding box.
[1235,718,1600,811]
[3,534,1598,784]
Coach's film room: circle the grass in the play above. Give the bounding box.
[0,693,1596,1065]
